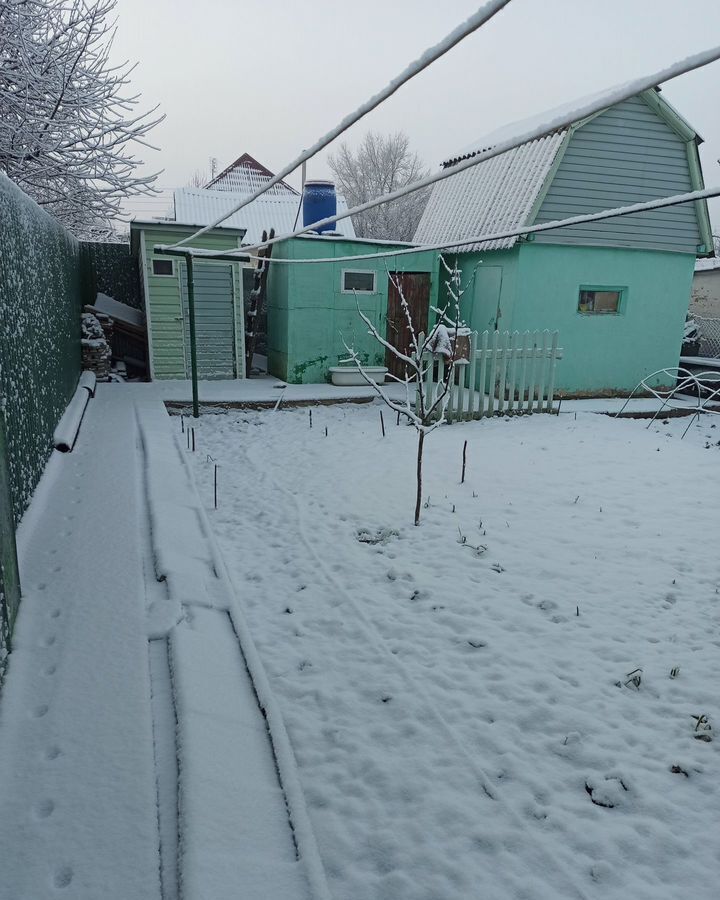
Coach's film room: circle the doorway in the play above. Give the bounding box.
[385,272,431,379]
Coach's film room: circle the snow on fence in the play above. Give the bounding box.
[416,329,562,422]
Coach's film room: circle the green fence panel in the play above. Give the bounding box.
[82,240,142,310]
[0,174,84,666]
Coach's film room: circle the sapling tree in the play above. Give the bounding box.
[343,255,465,525]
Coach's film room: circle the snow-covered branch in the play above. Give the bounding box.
[344,261,463,525]
[0,0,163,238]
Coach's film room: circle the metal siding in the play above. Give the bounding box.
[180,263,236,379]
[172,187,356,244]
[534,96,700,252]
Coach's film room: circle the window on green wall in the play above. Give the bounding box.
[578,286,624,315]
[342,269,376,293]
[152,258,174,276]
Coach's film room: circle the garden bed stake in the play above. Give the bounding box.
[191,427,195,452]
[214,464,218,509]
[309,409,312,429]
[461,440,468,483]
[380,410,385,437]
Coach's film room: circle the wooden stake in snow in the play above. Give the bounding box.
[309,409,313,429]
[191,427,196,452]
[461,440,468,483]
[181,414,185,433]
[380,410,385,437]
[214,464,218,509]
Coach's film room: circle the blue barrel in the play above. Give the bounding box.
[302,180,337,233]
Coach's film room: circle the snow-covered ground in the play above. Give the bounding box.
[188,403,720,900]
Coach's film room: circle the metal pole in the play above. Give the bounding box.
[185,253,200,418]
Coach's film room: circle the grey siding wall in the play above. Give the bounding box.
[534,96,700,253]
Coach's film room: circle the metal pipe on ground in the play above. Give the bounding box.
[53,371,97,453]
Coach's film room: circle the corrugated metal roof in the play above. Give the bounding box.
[414,132,567,252]
[170,187,355,244]
[206,153,299,196]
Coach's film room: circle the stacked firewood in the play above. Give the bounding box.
[81,312,112,381]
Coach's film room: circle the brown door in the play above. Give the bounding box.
[385,272,430,379]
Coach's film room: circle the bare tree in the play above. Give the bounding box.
[186,157,218,188]
[328,131,430,242]
[187,168,209,188]
[0,0,164,239]
[343,256,464,525]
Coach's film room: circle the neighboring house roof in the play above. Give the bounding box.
[205,153,299,196]
[415,87,712,255]
[170,187,356,244]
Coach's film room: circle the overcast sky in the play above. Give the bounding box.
[114,0,720,230]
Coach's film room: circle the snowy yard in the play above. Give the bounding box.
[189,404,720,900]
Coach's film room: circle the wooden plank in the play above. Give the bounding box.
[506,331,519,415]
[486,330,499,417]
[536,331,549,412]
[467,331,478,420]
[517,331,529,413]
[526,332,539,414]
[497,331,510,415]
[546,331,559,411]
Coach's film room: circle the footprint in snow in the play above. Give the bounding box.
[53,866,73,889]
[585,775,629,808]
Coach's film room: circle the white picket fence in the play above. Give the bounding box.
[416,329,562,422]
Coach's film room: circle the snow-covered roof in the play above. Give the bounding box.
[695,257,720,272]
[205,153,299,197]
[170,187,356,244]
[414,131,566,252]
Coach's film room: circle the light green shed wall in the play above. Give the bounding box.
[456,243,694,394]
[267,237,439,383]
[513,243,694,393]
[134,224,246,380]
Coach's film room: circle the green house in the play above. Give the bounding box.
[415,88,713,396]
[131,221,248,380]
[266,235,440,384]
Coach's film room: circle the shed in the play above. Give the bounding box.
[266,235,439,383]
[130,221,248,380]
[415,87,713,396]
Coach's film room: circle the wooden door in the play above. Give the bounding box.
[385,272,430,379]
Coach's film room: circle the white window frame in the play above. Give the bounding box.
[341,269,377,294]
[152,257,174,277]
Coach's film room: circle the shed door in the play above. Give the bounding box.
[471,266,504,332]
[180,263,236,379]
[385,272,430,379]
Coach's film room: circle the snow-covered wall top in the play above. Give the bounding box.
[0,174,83,527]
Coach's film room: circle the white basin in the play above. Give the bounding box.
[329,366,387,386]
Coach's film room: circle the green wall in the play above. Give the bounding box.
[267,236,439,383]
[459,241,695,394]
[514,243,694,393]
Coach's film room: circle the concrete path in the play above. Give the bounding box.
[0,385,323,900]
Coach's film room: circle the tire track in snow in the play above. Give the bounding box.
[239,433,591,900]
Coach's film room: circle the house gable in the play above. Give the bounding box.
[531,94,704,254]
